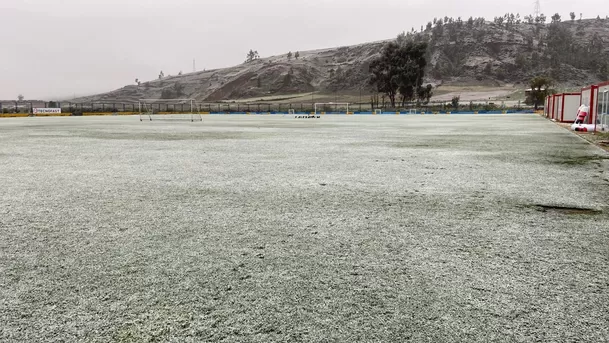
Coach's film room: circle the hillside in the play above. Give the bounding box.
[73,17,609,103]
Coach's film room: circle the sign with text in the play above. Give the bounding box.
[33,108,62,114]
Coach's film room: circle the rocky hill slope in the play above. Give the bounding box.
[73,17,609,103]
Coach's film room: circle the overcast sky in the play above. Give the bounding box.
[0,0,605,100]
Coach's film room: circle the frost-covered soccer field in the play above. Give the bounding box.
[1,114,608,342]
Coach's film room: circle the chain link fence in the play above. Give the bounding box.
[1,100,534,115]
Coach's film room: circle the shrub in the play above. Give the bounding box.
[451,96,460,109]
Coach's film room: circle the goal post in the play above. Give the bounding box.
[314,102,350,115]
[138,99,202,122]
[139,102,153,121]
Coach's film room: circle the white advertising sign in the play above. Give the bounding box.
[33,108,62,114]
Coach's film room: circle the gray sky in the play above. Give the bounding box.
[0,0,605,100]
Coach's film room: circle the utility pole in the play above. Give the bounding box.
[193,59,196,73]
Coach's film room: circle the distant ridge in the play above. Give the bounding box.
[73,18,609,103]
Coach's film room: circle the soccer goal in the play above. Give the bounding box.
[314,102,350,115]
[138,99,202,122]
[374,109,382,115]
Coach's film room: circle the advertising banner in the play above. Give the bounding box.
[33,108,62,114]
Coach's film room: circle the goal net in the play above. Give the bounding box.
[314,102,350,115]
[138,99,202,122]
